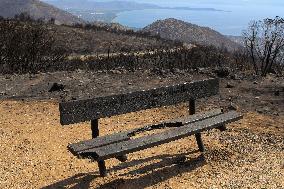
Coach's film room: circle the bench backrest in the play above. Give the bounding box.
[59,78,219,125]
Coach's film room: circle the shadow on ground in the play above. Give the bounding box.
[42,150,205,189]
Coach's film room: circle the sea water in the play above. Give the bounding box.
[113,1,284,36]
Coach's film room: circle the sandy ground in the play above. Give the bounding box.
[0,100,283,189]
[0,71,283,188]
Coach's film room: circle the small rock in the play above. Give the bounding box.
[256,106,270,114]
[273,112,279,116]
[228,102,239,111]
[253,81,258,84]
[226,83,234,88]
[0,92,7,96]
[214,67,230,78]
[197,67,207,74]
[230,74,243,80]
[29,75,37,79]
[120,69,128,74]
[152,68,167,76]
[256,108,263,113]
[49,83,64,92]
[110,70,122,74]
[172,68,183,74]
[274,90,280,96]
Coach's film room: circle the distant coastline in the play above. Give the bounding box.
[110,7,228,26]
[44,0,284,35]
[160,7,228,12]
[44,0,227,23]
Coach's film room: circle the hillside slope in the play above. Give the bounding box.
[0,0,83,24]
[142,18,240,51]
[50,24,178,54]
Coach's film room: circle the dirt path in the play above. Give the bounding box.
[0,100,283,189]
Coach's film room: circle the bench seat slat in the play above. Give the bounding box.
[80,111,242,160]
[68,134,130,156]
[125,109,223,135]
[68,109,223,156]
[173,109,223,125]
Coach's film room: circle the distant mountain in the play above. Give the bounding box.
[43,0,160,22]
[142,18,241,51]
[0,0,83,25]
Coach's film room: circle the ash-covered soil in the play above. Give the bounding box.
[0,71,283,188]
[0,70,283,116]
[0,71,202,101]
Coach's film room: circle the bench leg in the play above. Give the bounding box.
[91,119,127,175]
[98,160,107,177]
[195,133,205,152]
[91,119,100,138]
[189,99,206,152]
[91,119,108,176]
[189,99,196,115]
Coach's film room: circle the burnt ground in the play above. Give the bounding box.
[0,70,283,189]
[0,70,283,116]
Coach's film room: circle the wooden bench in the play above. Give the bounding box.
[59,78,242,177]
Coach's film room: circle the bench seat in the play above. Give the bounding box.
[68,110,242,161]
[68,109,224,157]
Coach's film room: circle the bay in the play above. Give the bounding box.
[113,3,284,36]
